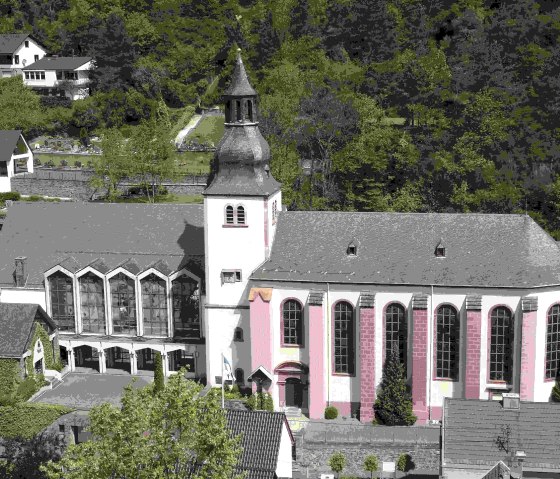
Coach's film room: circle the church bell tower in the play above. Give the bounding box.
[203,49,282,386]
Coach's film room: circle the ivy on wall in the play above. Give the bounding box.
[0,359,20,402]
[25,322,62,377]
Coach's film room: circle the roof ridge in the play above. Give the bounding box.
[283,210,528,217]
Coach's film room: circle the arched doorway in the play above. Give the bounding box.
[274,361,309,413]
[74,345,100,372]
[105,347,131,373]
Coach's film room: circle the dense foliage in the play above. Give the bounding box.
[4,0,560,233]
[153,351,164,393]
[329,451,346,478]
[0,403,72,439]
[0,358,20,405]
[41,373,243,479]
[363,454,379,478]
[374,347,416,426]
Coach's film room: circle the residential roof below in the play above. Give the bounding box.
[0,34,29,54]
[444,398,560,471]
[252,211,560,288]
[0,203,205,287]
[23,56,92,71]
[0,303,47,358]
[0,130,22,162]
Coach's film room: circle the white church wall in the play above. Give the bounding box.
[1,287,46,308]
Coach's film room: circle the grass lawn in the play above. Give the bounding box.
[35,153,97,167]
[186,115,224,145]
[0,403,73,439]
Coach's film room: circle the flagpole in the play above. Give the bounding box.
[221,352,225,409]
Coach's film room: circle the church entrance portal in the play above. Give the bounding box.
[285,378,304,408]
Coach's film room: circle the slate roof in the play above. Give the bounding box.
[226,409,293,479]
[0,34,29,54]
[23,56,91,71]
[252,211,560,288]
[0,130,22,162]
[0,202,205,287]
[0,303,53,358]
[443,398,560,471]
[224,51,257,97]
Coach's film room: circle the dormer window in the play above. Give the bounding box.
[347,241,357,256]
[435,239,446,258]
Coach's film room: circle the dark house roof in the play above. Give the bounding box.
[226,409,293,479]
[252,211,560,288]
[0,303,55,358]
[0,130,22,162]
[443,398,560,471]
[0,203,205,287]
[0,34,30,54]
[23,56,92,71]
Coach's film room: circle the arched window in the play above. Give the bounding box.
[234,327,243,342]
[172,274,200,338]
[489,306,514,382]
[141,274,168,336]
[110,273,136,335]
[547,305,560,379]
[235,368,244,384]
[385,303,407,370]
[236,206,245,224]
[225,205,234,224]
[236,100,242,121]
[282,300,303,346]
[48,272,75,332]
[80,273,106,334]
[334,301,355,374]
[435,305,459,380]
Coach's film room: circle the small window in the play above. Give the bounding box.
[235,368,244,384]
[14,55,19,65]
[0,161,8,176]
[40,71,45,80]
[236,206,245,224]
[34,54,38,62]
[56,71,62,80]
[225,205,234,224]
[222,270,242,284]
[435,239,445,257]
[59,424,65,433]
[234,327,244,342]
[24,40,29,48]
[24,72,29,79]
[347,242,357,256]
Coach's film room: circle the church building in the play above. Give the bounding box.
[0,53,559,423]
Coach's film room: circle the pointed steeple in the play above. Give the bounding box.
[204,49,280,197]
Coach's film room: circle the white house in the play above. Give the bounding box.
[0,34,46,78]
[0,130,34,192]
[22,56,92,100]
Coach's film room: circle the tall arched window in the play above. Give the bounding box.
[385,303,407,370]
[435,305,459,380]
[48,272,75,332]
[141,274,168,336]
[110,273,136,335]
[282,300,303,346]
[547,305,560,379]
[489,306,514,382]
[80,273,105,334]
[334,301,355,374]
[225,205,234,224]
[172,274,200,338]
[236,206,245,224]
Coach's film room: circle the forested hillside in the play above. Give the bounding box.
[3,0,560,236]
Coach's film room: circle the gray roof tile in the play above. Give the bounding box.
[0,130,22,162]
[444,398,560,470]
[23,56,91,71]
[0,34,29,54]
[224,52,257,97]
[253,211,560,288]
[0,203,205,287]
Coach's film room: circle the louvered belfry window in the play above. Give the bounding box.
[547,305,560,379]
[436,305,459,380]
[489,306,514,382]
[283,299,303,346]
[334,301,355,374]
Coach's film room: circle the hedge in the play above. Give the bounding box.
[0,359,20,405]
[0,403,73,439]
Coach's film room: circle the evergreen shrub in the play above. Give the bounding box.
[154,352,165,393]
[324,405,339,419]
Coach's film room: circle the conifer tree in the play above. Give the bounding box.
[374,343,416,425]
[551,377,560,402]
[154,352,165,394]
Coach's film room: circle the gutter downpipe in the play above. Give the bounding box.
[429,284,434,422]
[327,282,331,406]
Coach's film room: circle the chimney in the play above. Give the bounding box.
[502,393,520,410]
[14,256,27,287]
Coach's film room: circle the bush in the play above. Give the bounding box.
[45,160,55,167]
[0,403,73,439]
[324,406,339,419]
[329,452,346,478]
[74,160,82,168]
[16,377,39,402]
[0,192,21,202]
[40,96,72,108]
[27,195,43,202]
[33,158,41,166]
[246,392,273,411]
[60,159,68,167]
[154,352,165,394]
[364,454,379,478]
[397,453,413,472]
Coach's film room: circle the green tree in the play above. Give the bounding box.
[41,372,244,479]
[0,76,45,133]
[374,345,416,426]
[551,377,560,402]
[364,454,379,479]
[328,452,346,479]
[153,352,164,394]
